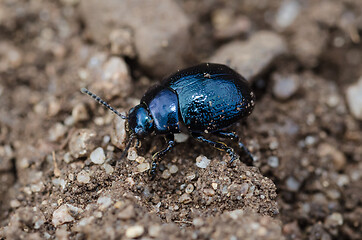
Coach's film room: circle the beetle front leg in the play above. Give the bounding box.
[213,130,254,165]
[149,134,175,179]
[191,133,239,165]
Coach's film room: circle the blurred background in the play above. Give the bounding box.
[0,0,361,239]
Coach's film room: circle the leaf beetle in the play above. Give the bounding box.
[81,63,255,178]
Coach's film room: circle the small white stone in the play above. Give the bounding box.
[137,162,150,173]
[111,113,127,149]
[77,170,90,184]
[135,156,145,163]
[90,147,106,165]
[275,0,301,29]
[179,193,192,204]
[174,133,189,143]
[169,165,179,174]
[148,225,161,238]
[97,196,112,210]
[212,183,218,190]
[48,123,67,142]
[346,76,362,120]
[52,178,67,190]
[63,152,72,163]
[125,225,144,238]
[196,155,211,169]
[102,163,114,174]
[52,204,82,227]
[185,184,194,194]
[10,199,21,208]
[267,156,279,168]
[286,176,301,192]
[127,147,138,161]
[161,169,171,179]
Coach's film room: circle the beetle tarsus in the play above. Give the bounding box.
[148,134,175,179]
[238,142,254,166]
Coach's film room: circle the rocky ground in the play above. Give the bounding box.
[0,0,361,239]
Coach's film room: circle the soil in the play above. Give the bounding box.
[0,0,361,239]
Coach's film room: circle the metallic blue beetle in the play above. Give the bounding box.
[82,63,255,178]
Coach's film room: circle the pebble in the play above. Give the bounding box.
[196,155,211,169]
[0,42,22,71]
[169,165,179,174]
[109,28,135,57]
[72,103,89,123]
[267,156,279,168]
[203,188,215,197]
[101,57,132,98]
[209,31,287,80]
[185,184,194,194]
[63,152,73,163]
[125,225,144,238]
[185,172,196,181]
[212,183,218,190]
[346,76,362,120]
[69,129,97,158]
[80,0,191,77]
[10,199,21,208]
[272,74,299,100]
[118,205,135,220]
[286,176,301,192]
[52,204,82,227]
[239,183,250,196]
[325,212,343,227]
[193,218,204,227]
[136,162,150,173]
[317,143,346,171]
[52,178,67,190]
[77,170,90,184]
[110,112,127,149]
[161,169,171,179]
[48,123,67,142]
[135,156,145,163]
[179,193,192,204]
[90,147,106,165]
[274,0,301,29]
[127,147,138,161]
[148,225,161,238]
[174,133,189,143]
[97,196,112,210]
[102,163,114,174]
[212,9,251,40]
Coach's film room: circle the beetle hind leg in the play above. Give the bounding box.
[212,131,254,166]
[191,133,239,165]
[149,134,175,179]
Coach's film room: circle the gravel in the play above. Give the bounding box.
[346,76,362,120]
[195,155,211,169]
[90,147,106,165]
[209,31,287,80]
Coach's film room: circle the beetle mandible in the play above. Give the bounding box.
[81,63,255,178]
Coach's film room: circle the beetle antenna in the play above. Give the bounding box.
[80,88,127,119]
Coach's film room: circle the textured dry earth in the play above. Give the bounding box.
[0,0,361,239]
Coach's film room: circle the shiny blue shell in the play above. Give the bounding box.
[141,63,255,134]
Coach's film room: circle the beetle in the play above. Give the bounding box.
[81,63,255,178]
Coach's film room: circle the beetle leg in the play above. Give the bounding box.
[213,130,254,165]
[191,133,239,165]
[149,134,175,179]
[213,131,239,140]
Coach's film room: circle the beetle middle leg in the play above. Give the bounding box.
[149,134,175,179]
[191,133,239,165]
[213,130,254,165]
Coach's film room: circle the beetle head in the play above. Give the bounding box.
[128,104,154,138]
